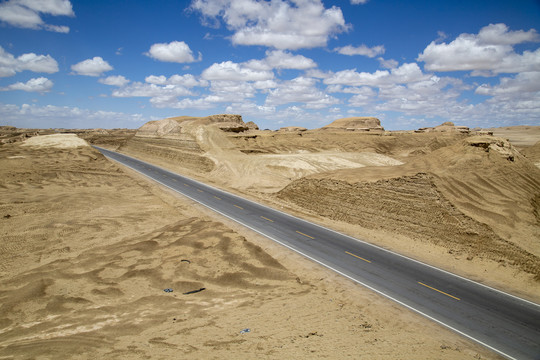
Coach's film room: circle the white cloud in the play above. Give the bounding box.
[112,83,193,98]
[71,57,113,77]
[477,23,539,45]
[150,97,214,110]
[0,102,145,128]
[106,74,209,109]
[475,71,540,96]
[243,50,317,71]
[327,84,375,95]
[99,75,130,87]
[17,0,74,15]
[324,63,429,87]
[265,76,339,109]
[43,24,69,33]
[418,23,540,74]
[145,73,208,87]
[369,76,465,116]
[190,0,349,50]
[473,72,540,120]
[145,41,201,63]
[209,80,257,100]
[0,46,59,77]
[145,79,259,109]
[1,77,53,92]
[202,61,274,81]
[377,57,398,69]
[350,0,368,4]
[225,102,276,117]
[0,0,73,32]
[264,50,317,70]
[348,87,377,107]
[334,44,385,58]
[254,79,278,89]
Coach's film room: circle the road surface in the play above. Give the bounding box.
[96,146,540,360]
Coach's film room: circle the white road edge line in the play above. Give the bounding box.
[102,152,518,360]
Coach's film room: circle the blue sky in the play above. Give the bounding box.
[0,0,539,130]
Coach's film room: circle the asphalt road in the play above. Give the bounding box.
[95,146,540,360]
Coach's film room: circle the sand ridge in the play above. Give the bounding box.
[21,133,90,148]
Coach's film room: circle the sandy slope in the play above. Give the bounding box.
[113,119,540,302]
[277,135,540,301]
[120,119,405,193]
[0,135,498,359]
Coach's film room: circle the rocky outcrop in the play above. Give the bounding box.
[416,122,469,134]
[206,114,243,124]
[136,118,186,139]
[320,117,384,132]
[245,121,259,130]
[136,114,253,137]
[466,136,516,161]
[279,126,308,132]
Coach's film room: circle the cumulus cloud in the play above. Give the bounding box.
[150,96,215,110]
[0,102,145,128]
[145,41,201,63]
[474,72,540,119]
[265,76,339,109]
[99,75,130,86]
[225,102,276,117]
[109,73,209,109]
[350,0,368,4]
[208,80,258,102]
[202,61,274,81]
[0,46,59,77]
[263,50,317,70]
[190,0,349,50]
[243,50,317,71]
[144,73,207,87]
[112,83,193,99]
[370,76,465,116]
[71,57,113,77]
[334,44,385,58]
[0,0,73,32]
[377,57,398,69]
[475,71,540,96]
[1,76,53,92]
[324,63,429,87]
[348,87,377,107]
[418,23,540,74]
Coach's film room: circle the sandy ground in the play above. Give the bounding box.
[0,135,500,359]
[487,125,540,147]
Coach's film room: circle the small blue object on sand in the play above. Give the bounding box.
[240,328,250,334]
[163,288,173,293]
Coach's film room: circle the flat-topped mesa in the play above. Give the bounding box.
[135,114,250,138]
[319,117,385,132]
[416,121,470,134]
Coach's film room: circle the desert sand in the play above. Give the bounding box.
[105,116,540,302]
[2,116,539,359]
